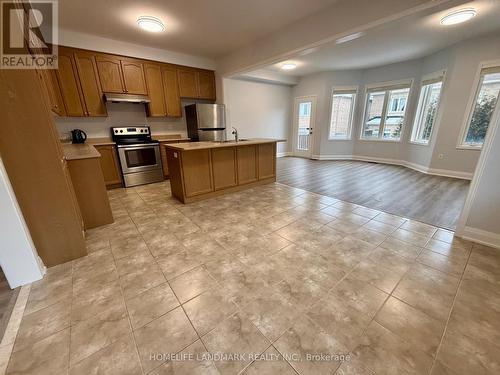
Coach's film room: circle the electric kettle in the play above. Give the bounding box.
[71,129,87,144]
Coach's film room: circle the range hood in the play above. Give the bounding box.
[104,93,151,104]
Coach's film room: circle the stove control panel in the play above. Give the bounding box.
[112,126,150,136]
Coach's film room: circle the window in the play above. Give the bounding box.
[411,76,444,145]
[329,89,356,139]
[460,66,500,148]
[362,83,411,141]
[299,102,311,117]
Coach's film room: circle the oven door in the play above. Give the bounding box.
[117,144,161,174]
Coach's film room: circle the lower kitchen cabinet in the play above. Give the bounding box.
[94,144,122,188]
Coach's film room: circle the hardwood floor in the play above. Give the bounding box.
[0,269,18,342]
[277,157,470,230]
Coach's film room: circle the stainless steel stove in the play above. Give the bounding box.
[111,126,163,187]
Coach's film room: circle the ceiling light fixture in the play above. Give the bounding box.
[335,32,364,45]
[281,63,297,70]
[137,16,165,32]
[440,8,476,25]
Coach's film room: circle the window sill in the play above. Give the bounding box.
[409,141,430,147]
[358,138,402,143]
[456,145,483,151]
[328,137,352,141]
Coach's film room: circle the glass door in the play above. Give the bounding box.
[293,96,316,157]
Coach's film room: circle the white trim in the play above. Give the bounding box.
[292,95,317,158]
[456,90,500,235]
[277,152,292,158]
[328,85,358,141]
[308,154,472,179]
[364,78,413,90]
[460,226,500,249]
[456,59,500,149]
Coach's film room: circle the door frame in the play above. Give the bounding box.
[292,95,317,158]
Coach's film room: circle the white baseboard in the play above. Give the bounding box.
[277,152,292,158]
[304,154,472,180]
[460,226,500,249]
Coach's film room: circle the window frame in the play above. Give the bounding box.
[457,60,500,150]
[359,79,413,142]
[409,71,446,147]
[328,86,358,141]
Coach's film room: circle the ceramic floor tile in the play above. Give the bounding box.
[425,239,471,258]
[134,306,198,373]
[348,259,406,294]
[363,219,398,235]
[71,281,123,325]
[390,228,430,247]
[202,312,269,375]
[126,283,179,330]
[417,250,468,276]
[275,273,325,310]
[157,250,203,280]
[69,333,142,375]
[374,297,445,356]
[24,274,72,315]
[274,314,348,375]
[378,237,422,260]
[372,212,407,227]
[183,289,238,337]
[169,266,216,303]
[242,346,296,375]
[119,264,166,300]
[400,220,437,237]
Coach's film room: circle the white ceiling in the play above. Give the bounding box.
[261,0,500,77]
[58,0,339,58]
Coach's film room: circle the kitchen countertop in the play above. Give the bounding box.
[62,143,102,160]
[164,138,285,151]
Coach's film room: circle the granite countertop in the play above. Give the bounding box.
[62,143,101,160]
[164,138,285,151]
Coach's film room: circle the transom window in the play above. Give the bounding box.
[329,89,356,140]
[460,66,500,148]
[411,75,444,145]
[361,83,411,141]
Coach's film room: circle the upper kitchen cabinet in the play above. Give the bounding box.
[95,54,124,93]
[74,50,107,117]
[162,64,182,117]
[144,63,166,117]
[38,68,66,116]
[177,67,216,100]
[95,53,147,95]
[56,47,85,116]
[121,58,147,95]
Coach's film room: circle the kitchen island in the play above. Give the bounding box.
[165,139,283,203]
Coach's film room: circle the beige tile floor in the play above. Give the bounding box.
[5,181,500,375]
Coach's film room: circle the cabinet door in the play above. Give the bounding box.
[159,142,169,177]
[182,149,213,197]
[144,63,166,117]
[56,47,85,116]
[96,54,124,93]
[211,147,237,190]
[162,65,182,117]
[237,145,258,185]
[258,143,276,179]
[177,68,199,98]
[197,70,216,100]
[38,69,66,116]
[94,145,122,187]
[121,59,147,95]
[74,51,107,117]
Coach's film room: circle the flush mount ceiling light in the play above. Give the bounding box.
[137,16,165,32]
[440,9,476,25]
[281,63,297,70]
[335,32,364,45]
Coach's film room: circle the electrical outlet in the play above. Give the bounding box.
[438,153,444,159]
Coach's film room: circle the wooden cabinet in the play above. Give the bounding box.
[56,47,85,116]
[74,50,107,116]
[95,54,124,93]
[121,58,147,94]
[162,65,182,117]
[94,145,122,188]
[182,149,213,197]
[177,68,216,100]
[258,143,276,179]
[159,141,181,177]
[96,54,147,95]
[144,63,166,117]
[212,147,237,190]
[198,70,216,100]
[38,68,65,115]
[237,145,258,185]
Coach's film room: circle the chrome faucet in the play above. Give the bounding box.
[231,127,239,142]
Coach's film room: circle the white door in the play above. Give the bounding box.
[293,96,316,158]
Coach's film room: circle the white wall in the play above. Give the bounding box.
[291,32,500,178]
[54,102,190,140]
[0,158,44,288]
[223,78,292,154]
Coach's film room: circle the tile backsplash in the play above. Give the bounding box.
[54,102,190,140]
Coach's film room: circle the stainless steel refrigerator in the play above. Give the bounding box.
[185,103,226,142]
